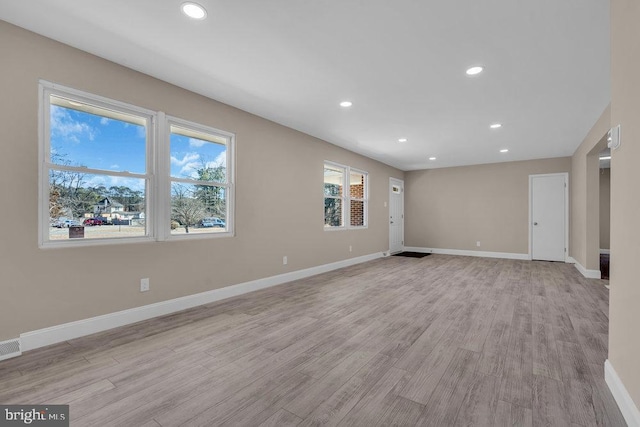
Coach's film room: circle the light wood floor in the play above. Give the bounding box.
[0,255,625,426]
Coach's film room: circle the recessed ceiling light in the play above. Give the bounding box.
[600,156,612,160]
[398,138,408,143]
[466,66,484,76]
[181,2,207,20]
[500,149,509,153]
[490,123,502,129]
[339,101,353,108]
[429,157,436,161]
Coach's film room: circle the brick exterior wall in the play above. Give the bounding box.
[350,177,365,226]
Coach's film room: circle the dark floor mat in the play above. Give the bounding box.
[393,252,431,258]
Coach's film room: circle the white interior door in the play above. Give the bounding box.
[389,178,404,253]
[531,174,567,261]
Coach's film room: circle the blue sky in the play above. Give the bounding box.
[50,105,226,191]
[170,133,226,180]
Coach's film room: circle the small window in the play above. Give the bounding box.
[349,170,367,227]
[324,164,345,227]
[324,162,368,229]
[168,120,233,236]
[43,89,153,244]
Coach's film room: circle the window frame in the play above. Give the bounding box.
[348,167,369,228]
[162,115,235,241]
[39,82,157,248]
[323,161,369,231]
[38,81,235,248]
[323,162,346,229]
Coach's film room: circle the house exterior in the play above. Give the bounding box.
[93,197,124,215]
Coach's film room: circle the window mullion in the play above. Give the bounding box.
[155,112,168,240]
[46,163,150,180]
[170,177,228,187]
[343,167,349,228]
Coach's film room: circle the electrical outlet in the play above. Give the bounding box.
[349,245,352,252]
[283,256,288,265]
[476,241,481,247]
[140,278,150,292]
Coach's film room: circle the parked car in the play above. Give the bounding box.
[83,218,104,226]
[201,218,225,228]
[95,216,112,225]
[54,219,82,228]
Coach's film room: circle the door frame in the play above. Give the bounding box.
[389,177,405,254]
[529,172,569,262]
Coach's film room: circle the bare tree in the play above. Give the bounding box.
[171,184,206,233]
[49,153,91,219]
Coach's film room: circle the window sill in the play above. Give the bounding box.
[40,235,155,249]
[324,226,369,232]
[168,231,234,241]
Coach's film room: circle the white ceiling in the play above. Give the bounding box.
[0,1,610,171]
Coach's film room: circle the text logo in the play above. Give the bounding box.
[1,406,68,426]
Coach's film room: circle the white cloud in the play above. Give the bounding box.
[170,152,200,167]
[207,152,227,168]
[136,126,146,138]
[179,162,201,178]
[100,117,112,125]
[110,164,120,169]
[182,152,227,179]
[171,152,226,179]
[188,138,207,148]
[50,105,97,142]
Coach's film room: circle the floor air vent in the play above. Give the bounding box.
[0,338,21,361]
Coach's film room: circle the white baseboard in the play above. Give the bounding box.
[601,248,611,255]
[573,259,602,279]
[404,247,529,261]
[605,359,640,427]
[20,252,384,352]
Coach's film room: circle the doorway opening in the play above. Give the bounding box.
[599,147,611,281]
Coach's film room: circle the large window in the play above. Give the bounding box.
[324,162,368,229]
[39,81,234,247]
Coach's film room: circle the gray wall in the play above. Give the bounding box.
[609,0,640,412]
[570,106,610,271]
[405,157,571,254]
[0,21,403,340]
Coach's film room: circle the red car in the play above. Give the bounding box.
[83,218,104,226]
